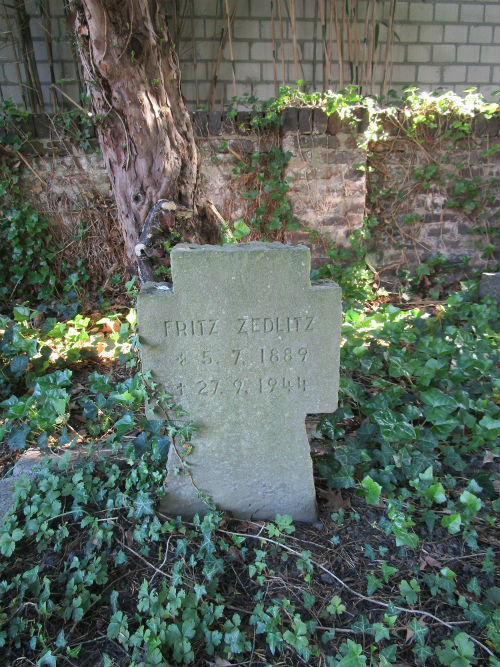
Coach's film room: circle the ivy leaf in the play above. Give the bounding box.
[388,514,419,548]
[464,602,487,626]
[267,629,282,654]
[133,491,155,519]
[107,611,128,640]
[442,446,466,471]
[372,622,390,642]
[233,219,251,239]
[13,305,30,322]
[442,513,462,534]
[416,358,447,387]
[133,432,148,455]
[373,410,416,442]
[154,435,170,460]
[459,490,482,516]
[326,595,346,616]
[54,630,67,649]
[0,528,24,557]
[380,561,398,583]
[409,618,428,644]
[37,651,57,667]
[113,413,134,436]
[329,467,356,489]
[335,445,361,467]
[413,643,432,663]
[360,475,381,504]
[9,354,28,379]
[466,577,481,596]
[424,406,457,438]
[165,622,181,645]
[194,583,206,602]
[424,482,447,504]
[364,544,376,561]
[420,388,457,412]
[454,632,475,658]
[478,415,500,436]
[399,578,420,605]
[336,639,367,666]
[8,424,31,450]
[351,615,372,634]
[113,547,127,565]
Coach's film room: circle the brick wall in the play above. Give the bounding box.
[367,113,500,273]
[194,109,499,270]
[173,0,500,107]
[0,0,80,112]
[195,109,366,266]
[0,1,498,113]
[17,109,499,276]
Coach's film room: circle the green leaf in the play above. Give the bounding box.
[9,355,28,378]
[466,577,481,596]
[440,567,456,579]
[54,630,67,649]
[367,572,383,595]
[399,578,420,605]
[442,513,462,534]
[329,468,356,489]
[351,615,372,634]
[8,424,31,450]
[409,618,428,644]
[424,482,447,504]
[336,639,367,666]
[421,388,457,411]
[0,527,24,557]
[373,410,416,442]
[459,490,482,516]
[380,561,397,583]
[275,513,295,534]
[107,611,128,641]
[413,643,432,663]
[372,622,390,642]
[37,651,57,667]
[361,475,382,505]
[454,632,475,658]
[113,413,134,436]
[133,491,154,519]
[13,305,30,322]
[478,414,500,435]
[233,219,251,239]
[389,518,419,548]
[326,595,346,616]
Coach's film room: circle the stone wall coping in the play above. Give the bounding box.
[2,108,498,150]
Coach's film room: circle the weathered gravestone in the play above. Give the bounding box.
[479,272,500,304]
[137,242,341,522]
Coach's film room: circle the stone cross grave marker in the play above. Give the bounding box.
[137,242,341,522]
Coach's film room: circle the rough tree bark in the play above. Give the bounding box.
[74,0,200,258]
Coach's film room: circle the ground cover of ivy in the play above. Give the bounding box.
[0,268,498,667]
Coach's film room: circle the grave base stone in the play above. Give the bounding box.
[479,272,500,304]
[137,242,341,522]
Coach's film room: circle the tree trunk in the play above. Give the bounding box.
[74,0,198,258]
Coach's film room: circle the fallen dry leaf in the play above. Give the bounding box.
[209,656,233,667]
[483,450,499,464]
[420,554,441,570]
[318,488,351,511]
